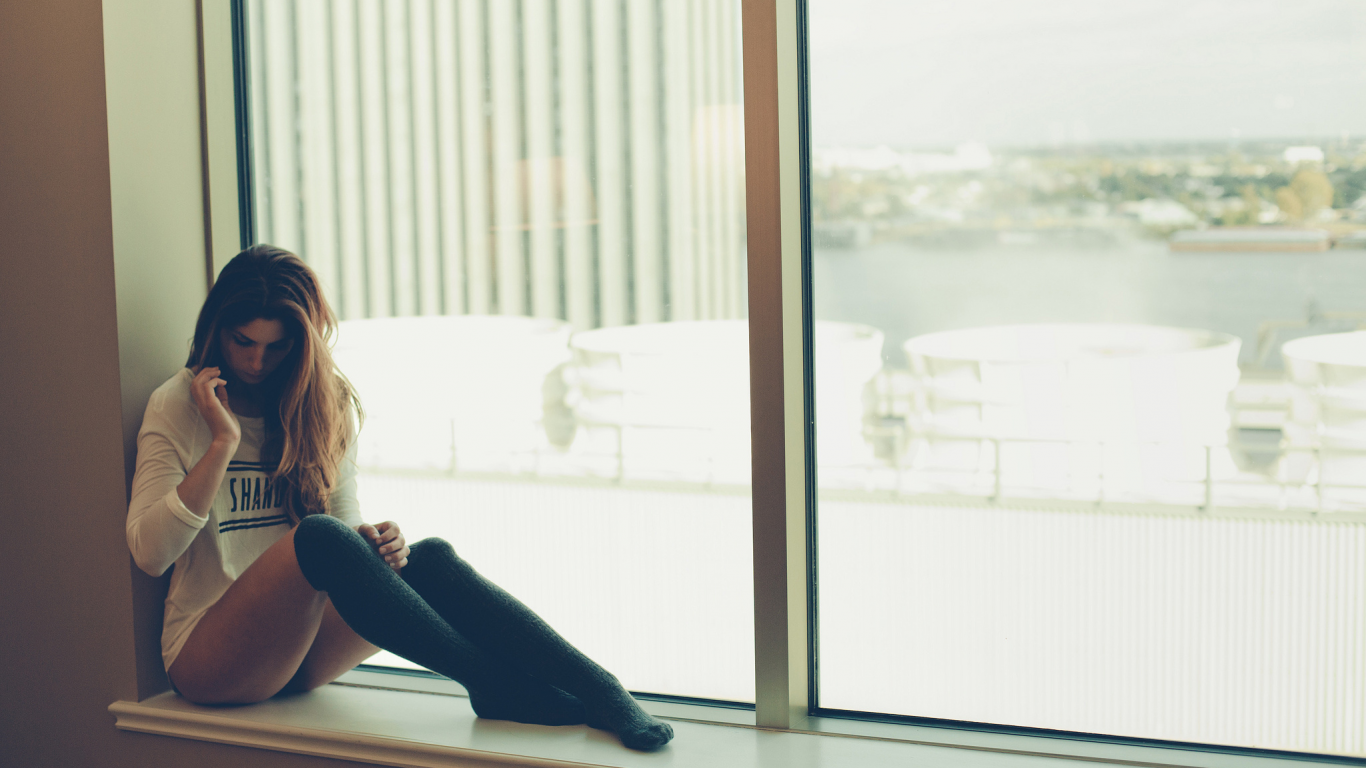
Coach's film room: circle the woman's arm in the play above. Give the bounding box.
[127,430,210,577]
[177,366,241,513]
[127,368,241,576]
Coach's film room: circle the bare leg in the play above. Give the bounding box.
[173,517,588,729]
[282,599,380,693]
[169,527,349,704]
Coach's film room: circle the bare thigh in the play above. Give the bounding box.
[283,598,380,693]
[169,526,377,704]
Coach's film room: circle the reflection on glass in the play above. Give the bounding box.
[247,0,753,702]
[812,0,1366,753]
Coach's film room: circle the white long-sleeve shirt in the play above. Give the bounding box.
[127,368,362,671]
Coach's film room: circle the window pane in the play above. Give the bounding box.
[810,0,1366,753]
[247,0,751,702]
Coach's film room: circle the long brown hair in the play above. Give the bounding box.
[187,244,362,522]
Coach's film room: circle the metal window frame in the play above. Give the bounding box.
[222,2,1366,764]
[229,0,256,250]
[739,0,814,731]
[751,0,1366,763]
[220,0,816,723]
[198,0,250,283]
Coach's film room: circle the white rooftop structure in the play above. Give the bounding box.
[902,323,1241,500]
[1280,330,1366,505]
[567,319,884,484]
[1283,145,1325,164]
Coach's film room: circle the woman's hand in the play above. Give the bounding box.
[191,366,241,447]
[357,521,409,573]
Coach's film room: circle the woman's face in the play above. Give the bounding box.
[219,318,295,386]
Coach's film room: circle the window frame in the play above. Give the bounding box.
[220,0,1365,764]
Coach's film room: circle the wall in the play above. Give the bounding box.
[0,1,353,765]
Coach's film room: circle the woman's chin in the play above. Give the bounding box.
[230,371,267,386]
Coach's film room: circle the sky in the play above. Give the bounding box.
[808,0,1366,149]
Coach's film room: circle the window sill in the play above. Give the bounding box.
[110,677,1334,768]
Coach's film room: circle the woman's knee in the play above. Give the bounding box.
[408,536,454,560]
[294,512,353,541]
[293,514,371,589]
[406,537,466,575]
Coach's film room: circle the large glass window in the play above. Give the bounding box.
[810,0,1366,754]
[245,0,752,703]
[240,0,1366,758]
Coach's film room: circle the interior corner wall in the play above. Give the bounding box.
[0,1,351,765]
[103,0,212,702]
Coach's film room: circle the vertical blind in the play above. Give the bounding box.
[248,0,748,328]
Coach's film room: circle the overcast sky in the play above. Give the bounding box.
[808,0,1366,149]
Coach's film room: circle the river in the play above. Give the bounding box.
[812,239,1366,368]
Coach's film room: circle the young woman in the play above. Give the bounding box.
[126,245,672,751]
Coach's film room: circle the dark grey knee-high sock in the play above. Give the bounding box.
[291,515,585,726]
[401,537,673,751]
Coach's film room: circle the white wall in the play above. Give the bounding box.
[0,1,358,764]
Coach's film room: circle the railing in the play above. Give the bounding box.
[351,414,1366,522]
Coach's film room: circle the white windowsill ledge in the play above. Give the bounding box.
[110,679,1339,768]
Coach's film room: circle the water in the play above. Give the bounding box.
[813,240,1366,368]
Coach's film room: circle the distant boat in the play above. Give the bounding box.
[1169,227,1331,253]
[1336,231,1366,249]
